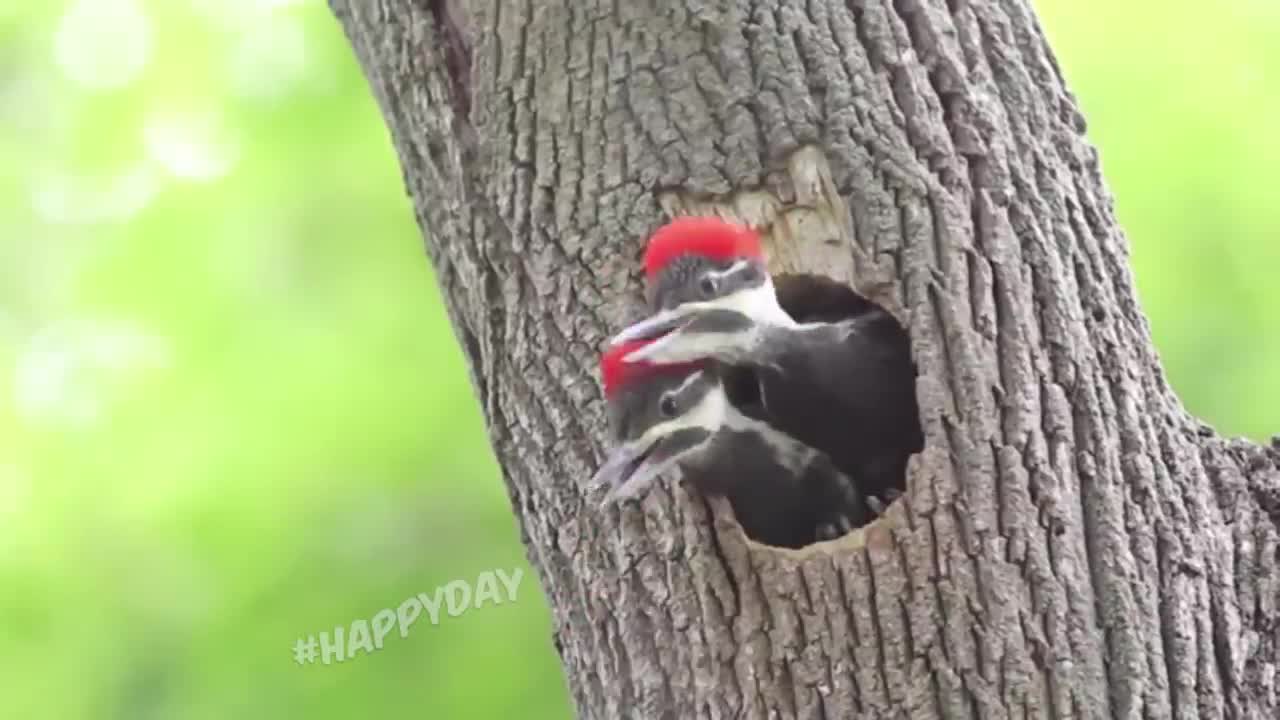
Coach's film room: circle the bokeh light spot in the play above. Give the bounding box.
[12,318,172,431]
[54,0,152,91]
[143,109,241,182]
[31,164,160,224]
[228,15,309,101]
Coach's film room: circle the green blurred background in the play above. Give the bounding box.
[0,1,1274,717]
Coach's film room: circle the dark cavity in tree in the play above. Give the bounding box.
[723,272,921,548]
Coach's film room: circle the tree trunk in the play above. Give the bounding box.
[330,0,1280,717]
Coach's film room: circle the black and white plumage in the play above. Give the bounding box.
[616,217,923,512]
[592,342,868,548]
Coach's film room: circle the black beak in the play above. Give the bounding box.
[609,305,704,346]
[591,427,713,502]
[619,309,757,365]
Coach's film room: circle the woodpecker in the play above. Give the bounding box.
[591,337,868,549]
[612,217,922,508]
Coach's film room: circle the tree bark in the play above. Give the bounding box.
[330,0,1280,717]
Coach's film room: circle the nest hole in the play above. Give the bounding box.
[721,272,922,550]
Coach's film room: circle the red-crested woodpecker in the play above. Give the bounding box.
[592,336,867,548]
[612,216,922,510]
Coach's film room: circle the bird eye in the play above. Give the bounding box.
[698,275,717,297]
[659,395,678,418]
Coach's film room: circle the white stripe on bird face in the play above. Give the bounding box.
[720,400,821,475]
[706,259,750,285]
[612,275,797,347]
[635,373,727,446]
[624,318,762,365]
[706,278,796,329]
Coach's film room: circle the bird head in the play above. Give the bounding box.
[643,216,779,311]
[592,338,727,501]
[614,217,791,347]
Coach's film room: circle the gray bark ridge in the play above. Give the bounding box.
[331,0,1280,717]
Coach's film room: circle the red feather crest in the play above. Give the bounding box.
[600,338,705,397]
[642,217,762,278]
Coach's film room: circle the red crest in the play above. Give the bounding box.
[642,217,762,278]
[600,338,705,397]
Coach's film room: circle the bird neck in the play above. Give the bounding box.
[721,400,818,472]
[749,278,799,328]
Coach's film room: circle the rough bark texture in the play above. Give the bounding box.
[330,0,1280,718]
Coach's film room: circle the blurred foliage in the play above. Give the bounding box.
[0,1,1274,718]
